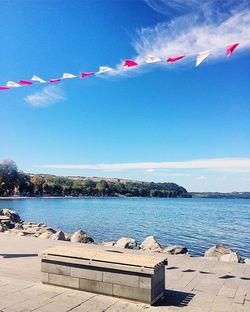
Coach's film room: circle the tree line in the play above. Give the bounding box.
[0,159,191,198]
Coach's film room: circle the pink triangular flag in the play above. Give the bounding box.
[81,72,95,78]
[123,60,138,67]
[19,80,33,85]
[167,56,185,63]
[0,86,10,90]
[226,43,239,57]
[50,78,61,83]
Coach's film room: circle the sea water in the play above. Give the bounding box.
[0,197,249,258]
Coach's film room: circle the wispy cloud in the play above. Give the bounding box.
[197,175,207,180]
[24,85,65,107]
[134,0,250,63]
[35,158,250,172]
[102,1,250,79]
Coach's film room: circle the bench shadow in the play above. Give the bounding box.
[156,289,195,307]
[166,266,179,270]
[0,253,38,259]
[219,274,235,279]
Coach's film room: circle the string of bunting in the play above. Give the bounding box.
[0,43,239,91]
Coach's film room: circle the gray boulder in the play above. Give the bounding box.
[64,233,72,241]
[0,223,8,232]
[204,244,240,262]
[0,209,21,223]
[140,236,162,252]
[70,230,94,244]
[39,228,56,239]
[51,230,66,241]
[204,244,233,259]
[14,223,24,230]
[220,252,240,263]
[115,237,137,249]
[162,245,188,255]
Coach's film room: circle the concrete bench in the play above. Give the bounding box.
[41,245,167,305]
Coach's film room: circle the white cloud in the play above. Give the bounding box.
[134,1,250,64]
[145,168,155,172]
[35,158,250,172]
[217,176,227,181]
[24,85,65,107]
[197,175,207,180]
[103,1,250,79]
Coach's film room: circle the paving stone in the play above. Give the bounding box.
[105,300,145,311]
[33,291,92,312]
[69,295,119,312]
[218,286,237,298]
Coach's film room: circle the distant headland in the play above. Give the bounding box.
[0,159,191,198]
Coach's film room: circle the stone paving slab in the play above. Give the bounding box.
[0,233,249,312]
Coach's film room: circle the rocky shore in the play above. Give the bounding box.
[1,208,249,264]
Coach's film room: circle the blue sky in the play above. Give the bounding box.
[0,0,250,192]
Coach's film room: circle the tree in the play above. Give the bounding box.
[0,159,18,195]
[18,171,33,195]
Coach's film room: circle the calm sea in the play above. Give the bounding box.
[0,197,249,258]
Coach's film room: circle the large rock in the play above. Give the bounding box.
[14,223,24,230]
[0,209,21,223]
[140,236,162,252]
[162,245,188,255]
[0,223,8,232]
[64,233,72,241]
[204,244,240,262]
[204,244,233,259]
[115,237,137,249]
[70,230,94,244]
[221,252,240,263]
[51,230,66,241]
[39,228,56,239]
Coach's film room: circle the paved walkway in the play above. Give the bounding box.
[0,233,249,312]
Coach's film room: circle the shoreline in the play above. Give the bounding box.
[0,207,249,264]
[1,196,250,200]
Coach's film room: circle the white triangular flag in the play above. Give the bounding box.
[31,75,46,83]
[97,66,113,74]
[196,50,212,67]
[6,81,21,88]
[61,73,77,79]
[146,56,162,63]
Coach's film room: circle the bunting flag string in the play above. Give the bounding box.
[31,75,46,83]
[226,43,239,57]
[145,56,162,63]
[123,60,138,67]
[167,55,185,63]
[196,50,212,67]
[81,72,95,78]
[0,43,240,91]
